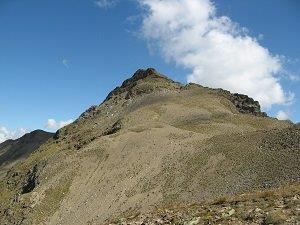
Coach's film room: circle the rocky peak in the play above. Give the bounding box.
[104,68,177,102]
[121,68,164,87]
[79,68,174,120]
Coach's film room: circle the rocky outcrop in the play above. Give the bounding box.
[22,163,45,194]
[103,120,122,136]
[187,83,267,117]
[79,105,98,120]
[122,68,165,87]
[227,93,267,117]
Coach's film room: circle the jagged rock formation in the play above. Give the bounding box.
[225,93,267,117]
[21,162,46,194]
[0,69,299,225]
[186,83,267,117]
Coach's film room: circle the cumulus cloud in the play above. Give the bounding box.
[282,70,300,82]
[138,0,294,109]
[0,126,27,143]
[95,0,118,9]
[45,119,73,130]
[276,110,289,121]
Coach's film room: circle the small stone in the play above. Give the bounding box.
[184,217,201,225]
[255,208,261,213]
[228,209,235,216]
[215,216,220,220]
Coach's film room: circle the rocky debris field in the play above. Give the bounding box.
[108,184,300,225]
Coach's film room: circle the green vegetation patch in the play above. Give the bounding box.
[32,176,73,224]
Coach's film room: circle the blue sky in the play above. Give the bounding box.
[0,0,299,141]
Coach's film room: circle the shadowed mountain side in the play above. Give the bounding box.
[0,130,54,177]
[0,69,298,225]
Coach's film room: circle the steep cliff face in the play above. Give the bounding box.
[0,69,298,225]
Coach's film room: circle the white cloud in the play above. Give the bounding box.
[95,0,118,9]
[62,58,69,69]
[0,126,28,143]
[283,71,300,82]
[45,119,73,130]
[258,34,264,41]
[276,110,289,120]
[138,0,294,109]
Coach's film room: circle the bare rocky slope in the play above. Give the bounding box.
[0,68,299,225]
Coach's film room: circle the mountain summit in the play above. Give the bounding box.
[0,69,299,225]
[109,68,267,117]
[82,68,266,120]
[104,68,179,101]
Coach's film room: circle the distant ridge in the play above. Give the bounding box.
[0,130,53,177]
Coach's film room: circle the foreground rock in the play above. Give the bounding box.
[110,184,300,225]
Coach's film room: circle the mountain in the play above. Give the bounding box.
[0,68,299,225]
[0,130,54,178]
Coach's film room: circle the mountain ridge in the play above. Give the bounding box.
[0,68,298,225]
